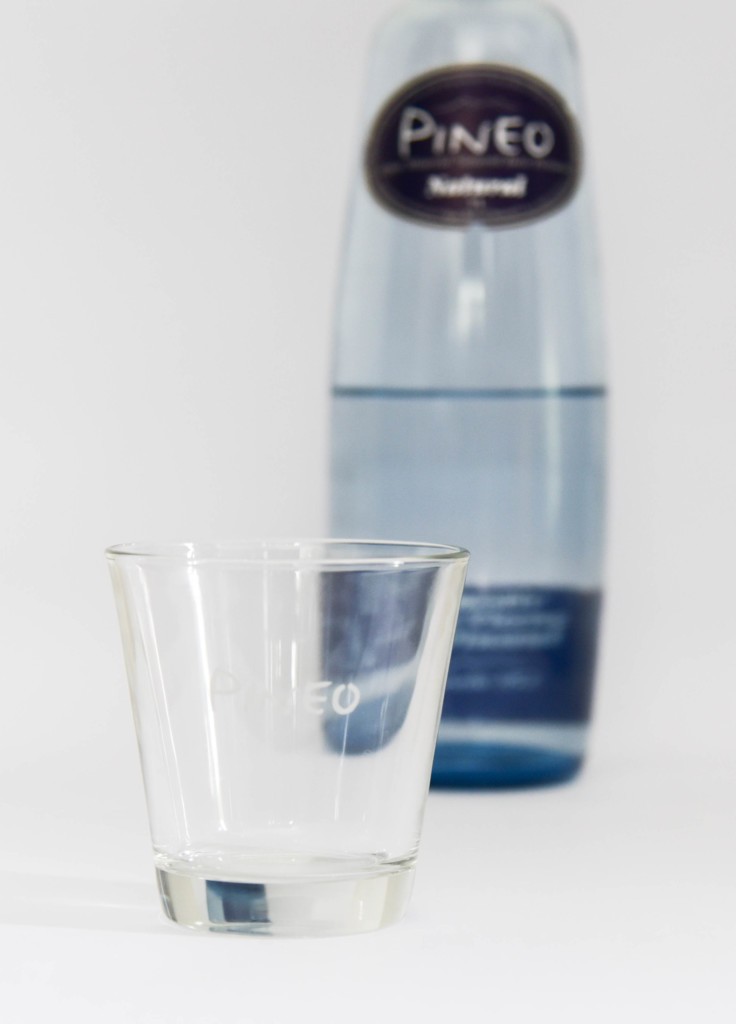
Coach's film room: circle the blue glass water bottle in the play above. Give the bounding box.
[330,0,606,787]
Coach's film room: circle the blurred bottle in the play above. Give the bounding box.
[330,0,605,787]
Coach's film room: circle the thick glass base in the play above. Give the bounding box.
[431,723,587,789]
[155,862,415,937]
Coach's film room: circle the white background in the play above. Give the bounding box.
[0,1,734,1020]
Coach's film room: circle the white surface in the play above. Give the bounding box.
[0,753,733,1021]
[0,0,734,1018]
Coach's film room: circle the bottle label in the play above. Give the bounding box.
[443,585,601,722]
[319,568,435,754]
[365,64,581,228]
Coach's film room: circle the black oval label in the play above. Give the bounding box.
[365,64,582,228]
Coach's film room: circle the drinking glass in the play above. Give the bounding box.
[106,540,468,936]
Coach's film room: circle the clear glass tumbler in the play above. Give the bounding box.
[106,540,468,936]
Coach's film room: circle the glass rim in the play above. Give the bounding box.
[105,538,470,568]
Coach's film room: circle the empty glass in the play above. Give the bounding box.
[106,540,468,936]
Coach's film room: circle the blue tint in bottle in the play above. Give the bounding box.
[331,0,605,787]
